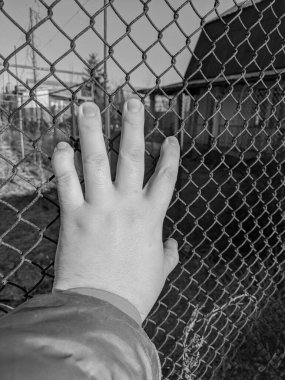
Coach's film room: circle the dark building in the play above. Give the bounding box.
[139,0,285,156]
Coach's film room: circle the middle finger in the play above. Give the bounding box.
[78,102,112,204]
[115,98,145,193]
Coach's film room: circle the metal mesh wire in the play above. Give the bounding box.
[1,0,285,379]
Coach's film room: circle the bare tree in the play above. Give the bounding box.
[82,53,107,109]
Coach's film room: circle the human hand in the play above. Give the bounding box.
[51,99,180,322]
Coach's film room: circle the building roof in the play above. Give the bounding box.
[137,0,285,96]
[210,0,265,22]
[185,0,285,84]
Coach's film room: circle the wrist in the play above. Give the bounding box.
[54,287,143,326]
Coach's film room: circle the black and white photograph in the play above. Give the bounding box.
[0,1,285,379]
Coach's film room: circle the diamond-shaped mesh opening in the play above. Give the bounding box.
[1,0,285,379]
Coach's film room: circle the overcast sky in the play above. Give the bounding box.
[0,0,246,90]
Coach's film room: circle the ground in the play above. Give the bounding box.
[0,144,285,380]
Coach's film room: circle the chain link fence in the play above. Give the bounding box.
[1,0,285,379]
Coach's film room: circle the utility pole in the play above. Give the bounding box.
[14,46,25,159]
[30,8,38,125]
[30,7,44,183]
[104,0,111,164]
[71,67,76,138]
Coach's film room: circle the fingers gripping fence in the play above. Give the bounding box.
[1,0,285,378]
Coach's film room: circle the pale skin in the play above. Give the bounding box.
[51,98,180,322]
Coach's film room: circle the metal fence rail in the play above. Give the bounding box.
[1,0,285,379]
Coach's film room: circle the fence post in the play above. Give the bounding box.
[173,93,183,149]
[174,92,184,230]
[103,0,111,166]
[208,88,221,150]
[149,93,156,155]
[71,102,76,139]
[18,95,25,159]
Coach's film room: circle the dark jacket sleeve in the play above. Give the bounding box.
[0,289,162,380]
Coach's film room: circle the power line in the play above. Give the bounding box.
[8,64,85,76]
[40,0,92,50]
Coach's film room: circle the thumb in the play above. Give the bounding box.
[163,238,179,279]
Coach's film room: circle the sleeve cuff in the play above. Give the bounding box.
[63,287,143,326]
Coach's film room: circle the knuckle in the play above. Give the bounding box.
[93,168,108,185]
[81,120,101,131]
[56,170,75,186]
[83,152,106,166]
[121,148,144,162]
[124,112,143,126]
[159,166,177,181]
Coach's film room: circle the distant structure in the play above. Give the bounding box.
[139,0,285,156]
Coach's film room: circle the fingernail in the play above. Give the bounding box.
[127,98,142,112]
[168,136,178,145]
[82,102,97,117]
[56,141,68,150]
